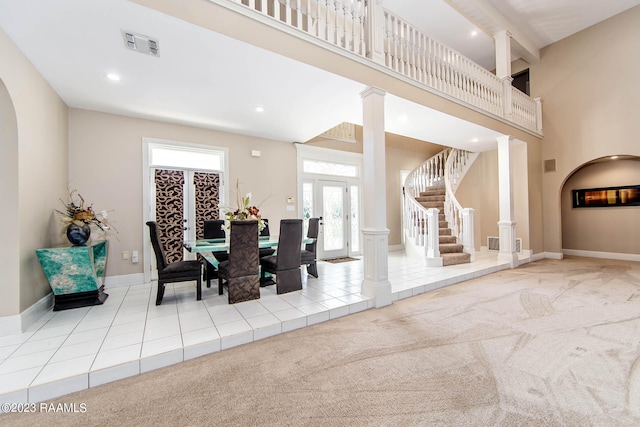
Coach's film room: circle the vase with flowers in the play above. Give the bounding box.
[221,180,266,236]
[56,190,115,246]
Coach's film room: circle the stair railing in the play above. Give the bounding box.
[403,149,449,263]
[443,149,478,260]
[404,149,449,199]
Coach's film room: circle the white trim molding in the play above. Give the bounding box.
[0,293,53,337]
[562,249,640,262]
[544,252,564,260]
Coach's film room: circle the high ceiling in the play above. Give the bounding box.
[1,0,638,151]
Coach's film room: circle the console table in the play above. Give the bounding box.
[35,240,109,311]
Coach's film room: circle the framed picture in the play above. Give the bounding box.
[572,185,640,208]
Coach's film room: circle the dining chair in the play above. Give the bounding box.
[146,221,202,305]
[218,220,261,304]
[203,219,227,288]
[259,218,276,259]
[300,217,319,278]
[260,219,303,294]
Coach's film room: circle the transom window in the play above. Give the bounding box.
[150,145,224,172]
[302,159,358,178]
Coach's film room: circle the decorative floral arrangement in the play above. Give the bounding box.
[222,180,265,232]
[56,189,114,234]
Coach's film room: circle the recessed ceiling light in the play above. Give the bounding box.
[471,137,479,143]
[611,155,619,159]
[470,30,478,37]
[105,73,121,81]
[254,106,264,113]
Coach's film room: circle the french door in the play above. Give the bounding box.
[153,169,221,263]
[318,180,348,259]
[316,180,361,260]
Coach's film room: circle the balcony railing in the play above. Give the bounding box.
[223,0,542,135]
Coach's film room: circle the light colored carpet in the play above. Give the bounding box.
[3,256,640,426]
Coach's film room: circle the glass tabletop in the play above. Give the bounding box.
[184,236,312,253]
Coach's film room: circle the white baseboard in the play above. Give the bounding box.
[0,273,145,337]
[562,249,640,262]
[544,252,564,260]
[389,244,404,253]
[104,273,146,288]
[0,293,53,337]
[531,252,546,262]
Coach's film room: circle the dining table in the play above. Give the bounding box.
[184,235,313,286]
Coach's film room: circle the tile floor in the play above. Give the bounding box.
[0,250,516,404]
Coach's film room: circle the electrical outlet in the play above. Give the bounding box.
[131,251,139,263]
[122,251,130,260]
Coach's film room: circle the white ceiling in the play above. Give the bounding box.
[1,0,638,152]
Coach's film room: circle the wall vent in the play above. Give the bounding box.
[487,236,522,253]
[122,31,160,56]
[544,159,556,173]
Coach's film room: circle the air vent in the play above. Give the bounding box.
[122,31,160,56]
[487,236,522,253]
[544,159,556,173]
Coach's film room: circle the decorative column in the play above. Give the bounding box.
[495,30,513,120]
[461,208,475,261]
[425,208,442,267]
[534,97,543,134]
[360,87,391,308]
[497,135,518,267]
[364,0,385,65]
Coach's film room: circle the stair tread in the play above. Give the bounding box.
[441,252,471,266]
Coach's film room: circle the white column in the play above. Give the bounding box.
[534,97,543,134]
[360,87,391,308]
[461,208,475,261]
[365,0,385,65]
[497,135,518,267]
[425,208,442,267]
[495,30,513,120]
[494,30,512,79]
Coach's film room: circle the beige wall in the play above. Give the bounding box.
[69,109,299,278]
[561,159,640,254]
[308,126,444,245]
[0,28,68,315]
[533,5,640,254]
[456,152,499,250]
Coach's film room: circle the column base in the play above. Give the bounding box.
[360,228,392,308]
[361,279,392,308]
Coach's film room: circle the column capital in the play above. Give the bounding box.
[360,86,386,99]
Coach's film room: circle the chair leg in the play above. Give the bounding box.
[218,276,224,295]
[307,261,318,278]
[156,281,165,305]
[196,276,202,301]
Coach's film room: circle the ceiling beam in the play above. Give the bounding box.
[444,0,540,65]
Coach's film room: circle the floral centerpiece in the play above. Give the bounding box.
[221,181,265,233]
[56,190,115,245]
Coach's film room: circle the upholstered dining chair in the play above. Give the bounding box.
[146,221,203,305]
[300,217,319,278]
[260,219,303,294]
[218,220,261,304]
[203,219,227,288]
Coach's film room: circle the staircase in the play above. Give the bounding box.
[416,185,471,266]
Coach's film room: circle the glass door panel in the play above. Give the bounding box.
[318,180,348,259]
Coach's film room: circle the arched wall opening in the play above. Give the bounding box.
[560,155,640,259]
[0,78,21,317]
